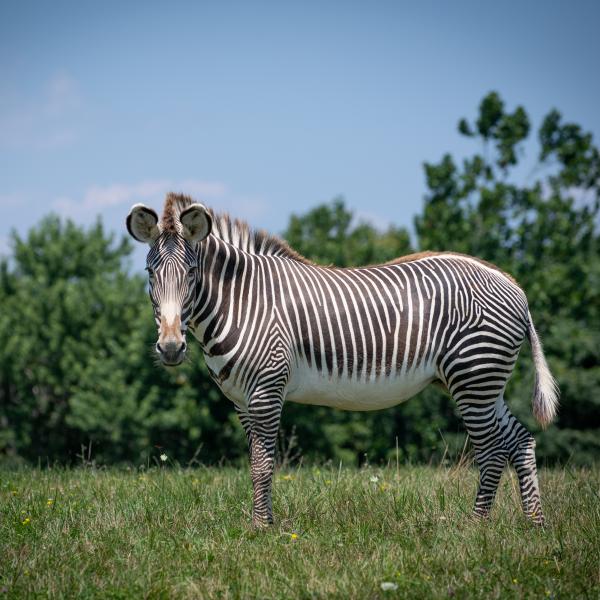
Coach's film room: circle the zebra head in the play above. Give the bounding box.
[126,202,212,366]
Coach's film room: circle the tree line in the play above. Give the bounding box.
[1,92,598,466]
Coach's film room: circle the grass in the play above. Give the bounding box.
[1,464,599,599]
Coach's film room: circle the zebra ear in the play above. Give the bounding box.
[180,203,212,242]
[127,204,160,244]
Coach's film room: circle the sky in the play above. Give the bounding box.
[1,0,599,268]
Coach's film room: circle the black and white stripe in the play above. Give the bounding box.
[128,195,559,526]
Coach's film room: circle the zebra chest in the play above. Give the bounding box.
[203,353,247,408]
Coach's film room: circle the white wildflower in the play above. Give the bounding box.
[380,581,398,592]
[160,453,168,462]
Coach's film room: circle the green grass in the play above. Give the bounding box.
[1,464,599,599]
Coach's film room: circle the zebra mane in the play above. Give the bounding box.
[161,193,517,282]
[161,193,313,264]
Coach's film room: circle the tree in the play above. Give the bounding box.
[1,92,597,467]
[0,217,246,465]
[416,92,600,463]
[285,197,412,267]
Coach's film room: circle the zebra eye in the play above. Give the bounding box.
[145,267,154,277]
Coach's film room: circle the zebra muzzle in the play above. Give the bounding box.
[157,314,187,365]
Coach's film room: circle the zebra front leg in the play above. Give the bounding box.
[240,393,284,527]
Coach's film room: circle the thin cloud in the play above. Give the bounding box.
[43,72,80,116]
[354,209,394,231]
[0,71,81,150]
[52,179,271,229]
[54,180,169,216]
[0,193,23,207]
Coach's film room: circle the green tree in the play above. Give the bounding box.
[0,217,245,465]
[416,91,600,463]
[1,92,598,467]
[285,197,412,267]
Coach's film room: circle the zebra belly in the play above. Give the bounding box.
[286,363,437,411]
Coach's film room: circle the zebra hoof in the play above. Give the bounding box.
[471,509,492,522]
[252,517,274,529]
[529,514,546,527]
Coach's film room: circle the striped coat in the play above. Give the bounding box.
[127,193,558,526]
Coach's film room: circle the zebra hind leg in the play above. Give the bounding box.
[496,400,545,525]
[456,399,509,519]
[441,338,519,520]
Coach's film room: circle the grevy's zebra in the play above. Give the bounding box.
[127,193,559,526]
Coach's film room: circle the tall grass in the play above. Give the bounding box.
[1,464,598,598]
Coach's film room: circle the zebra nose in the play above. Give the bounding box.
[156,341,186,365]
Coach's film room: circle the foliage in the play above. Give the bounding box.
[0,217,245,465]
[0,92,598,466]
[285,197,412,267]
[1,465,598,598]
[415,91,600,465]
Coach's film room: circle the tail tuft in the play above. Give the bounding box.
[527,313,559,428]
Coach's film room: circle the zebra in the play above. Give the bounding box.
[126,193,558,527]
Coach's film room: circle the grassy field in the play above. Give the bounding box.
[1,464,598,599]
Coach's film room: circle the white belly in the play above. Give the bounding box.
[286,362,437,411]
[203,347,436,412]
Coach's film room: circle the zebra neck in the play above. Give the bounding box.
[191,236,259,354]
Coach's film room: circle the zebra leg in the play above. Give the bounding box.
[236,405,254,461]
[496,400,545,524]
[238,393,284,527]
[456,399,509,518]
[441,331,522,520]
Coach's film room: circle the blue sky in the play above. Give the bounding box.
[1,1,599,268]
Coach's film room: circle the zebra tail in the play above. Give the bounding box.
[526,312,559,429]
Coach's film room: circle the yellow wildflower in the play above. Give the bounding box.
[22,517,30,525]
[290,533,298,541]
[47,499,53,507]
[512,578,518,584]
[282,474,294,481]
